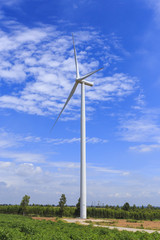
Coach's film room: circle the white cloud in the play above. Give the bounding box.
[87,73,137,101]
[0,161,12,168]
[0,0,21,7]
[0,158,159,205]
[16,163,42,176]
[0,128,42,149]
[48,162,128,176]
[87,137,108,144]
[0,128,107,149]
[0,19,138,119]
[0,158,131,204]
[0,128,21,148]
[47,137,107,145]
[108,192,131,198]
[0,64,26,83]
[145,0,160,24]
[0,161,44,189]
[130,144,160,152]
[132,92,146,110]
[49,161,80,169]
[119,113,160,143]
[89,165,129,176]
[0,151,45,163]
[119,105,160,153]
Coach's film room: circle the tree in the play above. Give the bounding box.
[147,204,153,210]
[122,202,130,211]
[115,205,120,210]
[20,195,30,215]
[132,204,137,211]
[75,198,80,217]
[59,194,66,217]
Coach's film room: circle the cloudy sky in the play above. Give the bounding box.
[0,0,160,206]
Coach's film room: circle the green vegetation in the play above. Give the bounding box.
[1,203,160,220]
[75,197,80,216]
[1,199,160,221]
[59,194,67,217]
[20,195,30,216]
[0,214,160,240]
[122,202,130,211]
[126,219,143,223]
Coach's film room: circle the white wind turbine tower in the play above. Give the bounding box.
[52,34,103,219]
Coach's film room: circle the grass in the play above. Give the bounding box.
[0,214,160,239]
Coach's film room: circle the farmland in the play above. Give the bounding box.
[0,214,160,240]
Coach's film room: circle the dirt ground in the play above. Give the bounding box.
[32,217,160,231]
[86,219,160,230]
[32,217,56,222]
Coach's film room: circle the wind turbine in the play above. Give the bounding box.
[52,34,103,219]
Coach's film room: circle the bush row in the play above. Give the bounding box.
[0,205,160,220]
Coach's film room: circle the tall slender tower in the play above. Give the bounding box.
[51,35,103,219]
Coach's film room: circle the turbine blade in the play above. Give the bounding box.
[72,34,80,79]
[51,82,78,131]
[79,67,103,81]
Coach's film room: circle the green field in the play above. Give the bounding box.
[0,214,160,240]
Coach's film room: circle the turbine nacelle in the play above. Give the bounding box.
[76,79,94,87]
[81,80,93,87]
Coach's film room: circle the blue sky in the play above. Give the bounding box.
[0,0,160,206]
